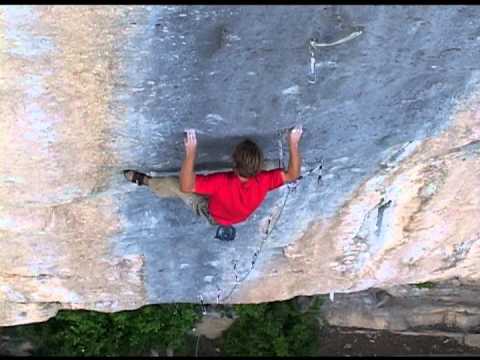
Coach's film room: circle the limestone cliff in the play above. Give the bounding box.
[0,5,479,326]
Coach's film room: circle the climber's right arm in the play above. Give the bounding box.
[281,125,303,183]
[180,129,197,193]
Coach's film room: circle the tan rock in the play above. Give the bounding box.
[194,314,235,340]
[0,5,148,325]
[1,5,480,328]
[240,94,480,303]
[464,334,480,349]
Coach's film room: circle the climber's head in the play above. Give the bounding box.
[232,139,264,178]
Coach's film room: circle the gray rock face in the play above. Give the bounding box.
[1,5,480,325]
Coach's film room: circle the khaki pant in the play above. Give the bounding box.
[148,176,217,225]
[147,159,281,226]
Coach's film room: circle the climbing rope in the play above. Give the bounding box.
[278,128,285,168]
[193,29,363,314]
[214,153,328,304]
[216,129,293,302]
[196,129,323,310]
[310,30,363,49]
[219,182,295,303]
[308,30,363,84]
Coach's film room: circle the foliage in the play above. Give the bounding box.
[14,297,327,356]
[414,281,436,289]
[221,296,324,356]
[15,303,200,356]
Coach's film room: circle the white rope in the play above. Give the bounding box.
[308,30,363,84]
[310,30,362,48]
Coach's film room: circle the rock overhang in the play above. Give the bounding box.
[0,5,480,325]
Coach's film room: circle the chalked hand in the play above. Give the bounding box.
[184,129,197,155]
[288,125,303,146]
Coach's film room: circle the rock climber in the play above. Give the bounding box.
[124,126,303,239]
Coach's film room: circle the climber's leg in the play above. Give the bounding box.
[192,195,217,226]
[147,176,192,203]
[123,169,149,186]
[124,170,215,225]
[148,176,216,225]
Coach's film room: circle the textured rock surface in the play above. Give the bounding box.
[1,5,480,325]
[322,280,480,332]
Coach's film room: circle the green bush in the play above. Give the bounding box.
[15,303,200,356]
[14,297,326,356]
[221,297,323,356]
[414,281,436,289]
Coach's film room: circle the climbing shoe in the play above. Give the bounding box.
[123,170,149,186]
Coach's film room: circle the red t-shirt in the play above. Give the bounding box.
[194,169,285,225]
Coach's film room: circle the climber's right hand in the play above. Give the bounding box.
[184,129,197,156]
